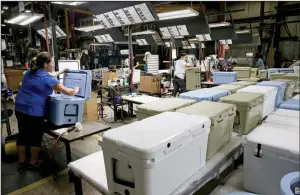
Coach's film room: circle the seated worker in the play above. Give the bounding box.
[172,52,194,97]
[255,54,265,70]
[15,52,79,169]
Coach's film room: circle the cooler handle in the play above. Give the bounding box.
[112,159,135,188]
[64,104,78,116]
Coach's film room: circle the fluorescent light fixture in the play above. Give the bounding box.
[75,24,104,32]
[89,43,112,46]
[1,24,6,27]
[209,22,231,28]
[236,29,251,34]
[196,34,211,41]
[114,41,137,45]
[219,39,232,45]
[20,15,43,26]
[120,50,129,55]
[157,8,199,21]
[37,25,67,40]
[52,2,85,6]
[1,10,4,14]
[3,6,8,10]
[246,52,254,57]
[7,13,43,25]
[25,10,31,13]
[124,30,156,36]
[162,36,184,39]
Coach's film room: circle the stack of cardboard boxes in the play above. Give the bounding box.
[139,75,161,94]
[83,92,98,122]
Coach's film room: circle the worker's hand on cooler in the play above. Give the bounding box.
[63,68,69,72]
[73,87,80,94]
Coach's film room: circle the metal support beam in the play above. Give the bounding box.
[70,9,76,49]
[128,26,133,92]
[218,2,226,22]
[65,8,70,50]
[49,3,58,70]
[274,2,284,68]
[257,1,265,54]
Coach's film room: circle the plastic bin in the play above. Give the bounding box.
[212,72,237,84]
[231,81,258,87]
[275,79,296,100]
[186,67,201,91]
[257,81,287,108]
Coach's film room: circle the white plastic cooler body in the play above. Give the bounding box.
[264,115,299,127]
[243,125,299,195]
[272,109,299,118]
[237,85,277,118]
[100,112,211,195]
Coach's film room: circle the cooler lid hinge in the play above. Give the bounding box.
[254,143,262,158]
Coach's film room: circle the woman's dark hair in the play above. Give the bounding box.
[30,52,53,73]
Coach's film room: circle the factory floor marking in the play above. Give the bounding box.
[7,169,68,195]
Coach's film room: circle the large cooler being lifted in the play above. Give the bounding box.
[279,98,300,111]
[257,81,287,108]
[136,98,196,120]
[237,85,277,118]
[231,81,257,87]
[99,112,211,195]
[243,125,299,195]
[272,109,299,118]
[212,72,237,84]
[186,67,201,91]
[213,84,245,94]
[179,88,231,102]
[176,101,236,159]
[220,92,264,135]
[48,70,92,126]
[232,67,251,79]
[264,114,299,127]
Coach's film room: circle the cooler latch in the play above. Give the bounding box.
[254,144,262,158]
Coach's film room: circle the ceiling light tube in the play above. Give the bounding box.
[75,24,103,32]
[236,29,251,34]
[162,36,184,39]
[209,22,231,28]
[3,6,8,10]
[6,14,27,24]
[158,8,199,21]
[124,30,156,36]
[20,15,43,26]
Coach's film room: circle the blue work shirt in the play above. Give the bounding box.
[256,58,265,70]
[15,69,59,117]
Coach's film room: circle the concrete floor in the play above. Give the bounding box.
[2,100,248,195]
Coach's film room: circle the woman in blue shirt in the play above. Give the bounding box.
[15,52,79,169]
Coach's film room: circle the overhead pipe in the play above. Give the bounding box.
[65,8,70,50]
[44,5,49,52]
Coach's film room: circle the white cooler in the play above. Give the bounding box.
[261,123,299,133]
[237,85,277,118]
[293,94,300,99]
[264,115,299,127]
[243,125,299,195]
[272,109,299,118]
[136,98,196,120]
[99,112,211,195]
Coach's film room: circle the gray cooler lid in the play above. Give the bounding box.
[231,81,257,86]
[220,92,263,107]
[176,101,236,118]
[214,84,245,92]
[137,98,196,112]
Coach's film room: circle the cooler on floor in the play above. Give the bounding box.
[269,73,286,80]
[272,109,299,118]
[258,70,267,79]
[176,101,236,160]
[257,81,287,108]
[243,125,299,195]
[275,79,296,100]
[250,68,258,78]
[279,68,294,73]
[264,114,299,127]
[231,81,257,87]
[268,68,280,78]
[179,88,231,102]
[220,92,264,135]
[48,70,92,126]
[232,67,251,79]
[136,98,196,120]
[186,67,201,91]
[99,112,211,195]
[212,72,237,84]
[237,85,277,118]
[279,98,300,111]
[213,84,245,94]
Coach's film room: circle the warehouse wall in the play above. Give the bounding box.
[226,2,299,60]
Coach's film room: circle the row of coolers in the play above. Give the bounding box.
[136,98,196,120]
[48,70,92,126]
[185,67,201,91]
[257,81,287,108]
[270,73,300,99]
[267,68,295,78]
[243,111,299,195]
[179,88,231,102]
[99,112,212,195]
[146,55,159,75]
[279,98,300,111]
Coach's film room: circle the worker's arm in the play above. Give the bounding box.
[185,64,194,68]
[52,83,79,96]
[50,68,69,77]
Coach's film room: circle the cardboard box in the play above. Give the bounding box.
[139,75,161,94]
[83,92,98,122]
[102,72,118,85]
[4,69,25,91]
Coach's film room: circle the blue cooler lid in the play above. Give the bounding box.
[213,72,237,76]
[257,81,287,89]
[63,70,92,100]
[280,68,294,73]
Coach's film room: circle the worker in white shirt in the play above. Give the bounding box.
[172,52,193,97]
